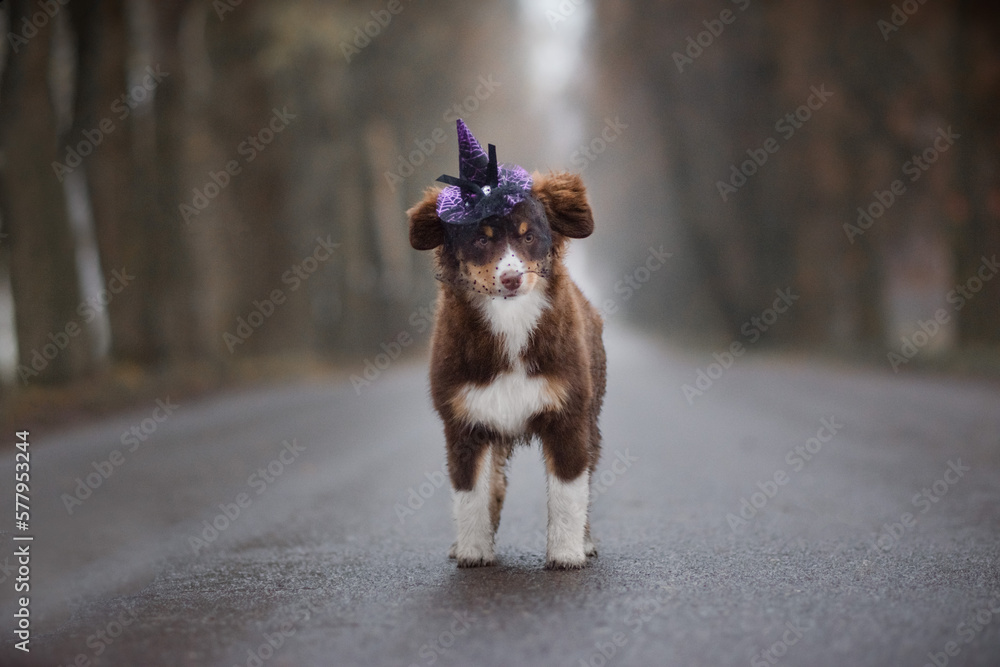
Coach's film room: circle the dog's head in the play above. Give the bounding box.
[407,172,594,298]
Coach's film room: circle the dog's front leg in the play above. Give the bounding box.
[541,425,591,569]
[449,437,496,567]
[545,467,590,569]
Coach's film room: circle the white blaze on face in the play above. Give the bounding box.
[495,245,526,295]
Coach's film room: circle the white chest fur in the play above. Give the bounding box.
[451,289,566,434]
[456,364,564,434]
[479,286,548,363]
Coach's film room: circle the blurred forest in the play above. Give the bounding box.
[0,0,997,409]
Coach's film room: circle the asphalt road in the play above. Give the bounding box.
[1,327,999,667]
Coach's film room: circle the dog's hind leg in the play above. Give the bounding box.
[584,416,602,558]
[489,442,512,537]
[584,521,597,557]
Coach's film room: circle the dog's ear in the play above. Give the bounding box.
[407,187,445,250]
[532,172,594,239]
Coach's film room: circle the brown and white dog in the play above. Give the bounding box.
[407,170,606,569]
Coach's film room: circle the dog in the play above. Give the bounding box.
[407,119,606,569]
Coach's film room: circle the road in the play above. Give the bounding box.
[1,327,999,666]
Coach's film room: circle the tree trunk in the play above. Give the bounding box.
[145,0,206,361]
[69,0,158,364]
[954,1,1000,345]
[0,0,93,384]
[201,2,311,357]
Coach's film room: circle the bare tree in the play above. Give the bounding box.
[143,0,206,361]
[69,0,158,364]
[0,0,93,383]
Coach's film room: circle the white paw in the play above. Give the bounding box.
[454,540,495,567]
[545,546,586,570]
[448,541,457,559]
[584,536,598,557]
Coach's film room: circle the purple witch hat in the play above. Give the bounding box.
[435,119,533,225]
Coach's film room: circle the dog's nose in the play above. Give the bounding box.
[500,271,522,291]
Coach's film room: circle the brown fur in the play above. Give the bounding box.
[407,171,606,567]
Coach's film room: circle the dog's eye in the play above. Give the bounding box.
[475,235,489,247]
[523,232,534,244]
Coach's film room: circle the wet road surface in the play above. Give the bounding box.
[2,328,999,666]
